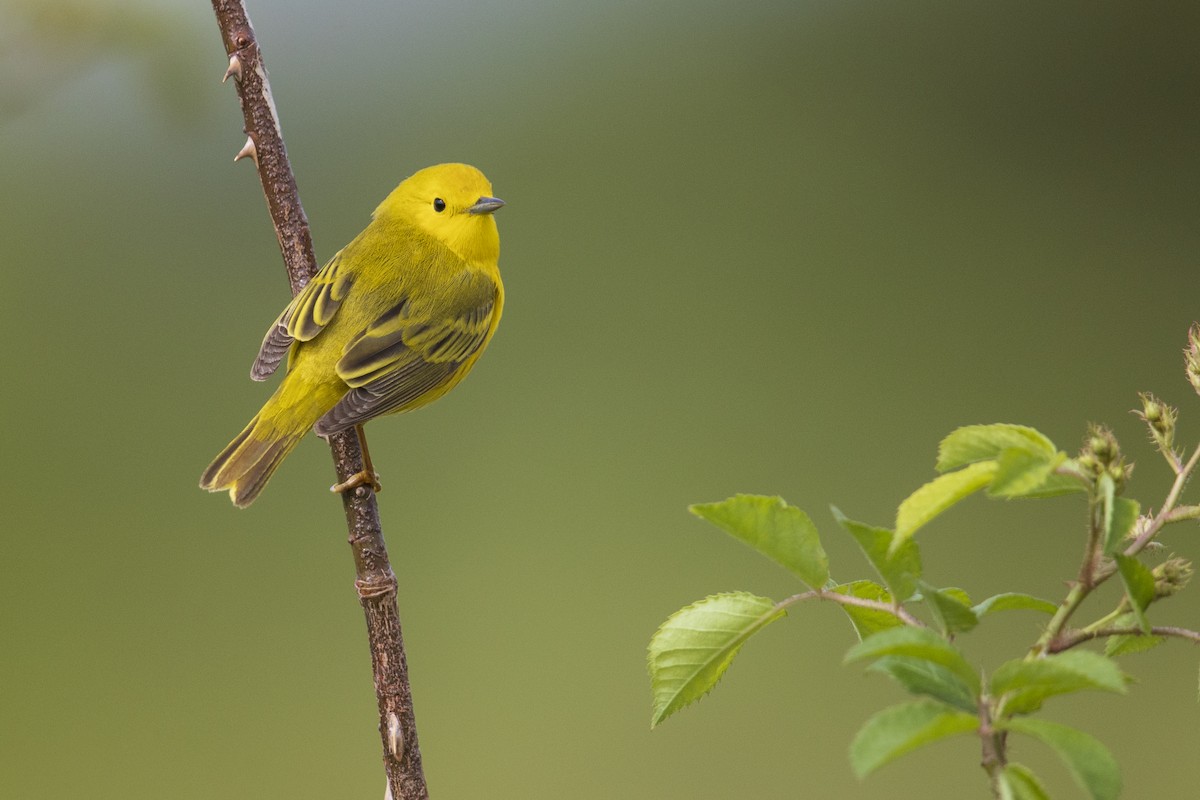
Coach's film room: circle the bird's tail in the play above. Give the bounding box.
[199,378,331,507]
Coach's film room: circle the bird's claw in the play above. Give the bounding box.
[331,470,383,496]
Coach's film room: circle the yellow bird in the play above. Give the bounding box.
[201,163,505,507]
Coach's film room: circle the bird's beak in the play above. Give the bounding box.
[467,196,506,215]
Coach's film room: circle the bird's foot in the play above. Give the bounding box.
[331,470,383,496]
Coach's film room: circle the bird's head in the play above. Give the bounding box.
[375,163,503,264]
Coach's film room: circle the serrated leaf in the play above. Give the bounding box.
[648,592,784,727]
[989,448,1067,498]
[972,593,1058,618]
[849,699,978,777]
[992,651,1127,714]
[921,582,978,635]
[1113,553,1155,634]
[690,495,829,589]
[895,461,997,548]
[834,508,921,602]
[1001,717,1121,800]
[833,580,905,639]
[937,424,1057,472]
[1000,763,1052,800]
[1103,498,1140,555]
[1104,612,1166,656]
[866,656,977,712]
[845,626,980,692]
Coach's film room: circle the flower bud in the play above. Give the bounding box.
[1152,557,1193,599]
[1078,425,1130,490]
[1135,392,1177,459]
[1186,324,1200,397]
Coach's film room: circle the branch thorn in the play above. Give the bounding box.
[222,54,244,83]
[233,136,258,165]
[386,712,404,759]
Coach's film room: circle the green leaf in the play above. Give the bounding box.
[1001,717,1122,800]
[1012,469,1089,498]
[833,508,921,602]
[921,583,978,635]
[647,592,785,727]
[690,495,829,589]
[938,586,972,605]
[1104,612,1166,656]
[833,580,905,639]
[991,651,1127,714]
[895,461,997,547]
[849,699,978,777]
[1103,498,1140,554]
[866,656,977,712]
[972,593,1058,618]
[937,424,1057,472]
[989,448,1067,498]
[1097,472,1116,551]
[999,763,1052,800]
[845,626,980,692]
[1113,553,1155,633]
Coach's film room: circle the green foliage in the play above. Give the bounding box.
[689,495,828,589]
[1113,554,1155,634]
[647,592,785,727]
[920,583,979,635]
[649,390,1200,796]
[849,699,978,777]
[1000,763,1052,800]
[834,509,920,602]
[894,425,1083,549]
[1001,718,1122,800]
[1103,498,1140,554]
[972,592,1057,618]
[1104,612,1167,656]
[865,656,977,712]
[990,448,1069,498]
[833,580,904,639]
[895,460,996,545]
[991,651,1127,715]
[844,626,979,692]
[936,424,1057,471]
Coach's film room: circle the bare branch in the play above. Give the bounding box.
[209,4,427,797]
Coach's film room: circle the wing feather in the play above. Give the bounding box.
[249,252,352,380]
[313,272,498,436]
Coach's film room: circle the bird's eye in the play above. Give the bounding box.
[433,197,446,213]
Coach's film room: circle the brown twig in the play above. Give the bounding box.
[1047,624,1200,653]
[777,589,927,628]
[209,4,427,798]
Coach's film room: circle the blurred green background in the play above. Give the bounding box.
[2,1,1198,797]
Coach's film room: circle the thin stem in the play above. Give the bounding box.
[1125,442,1200,557]
[1078,606,1126,635]
[209,4,426,798]
[1048,625,1200,653]
[778,589,925,627]
[1032,583,1087,655]
[1034,442,1200,657]
[1165,443,1200,507]
[1079,492,1105,589]
[1035,494,1107,652]
[978,697,1006,799]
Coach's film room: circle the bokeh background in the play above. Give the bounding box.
[2,1,1198,797]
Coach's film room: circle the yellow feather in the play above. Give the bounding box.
[201,163,504,507]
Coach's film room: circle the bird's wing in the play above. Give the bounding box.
[313,271,498,436]
[250,252,354,380]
